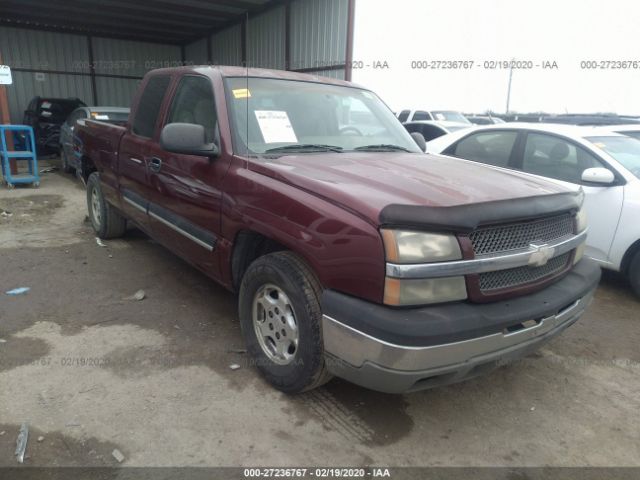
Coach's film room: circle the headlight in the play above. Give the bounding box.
[576,206,587,233]
[381,229,466,305]
[381,229,462,263]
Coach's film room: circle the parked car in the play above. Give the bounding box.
[397,109,471,124]
[542,114,640,126]
[466,115,505,125]
[428,123,640,296]
[403,120,472,142]
[604,124,640,141]
[77,67,598,394]
[22,96,86,155]
[60,107,129,174]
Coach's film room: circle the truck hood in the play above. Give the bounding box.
[250,152,580,230]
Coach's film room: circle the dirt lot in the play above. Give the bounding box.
[1,167,639,468]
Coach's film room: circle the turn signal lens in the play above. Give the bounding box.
[384,276,467,306]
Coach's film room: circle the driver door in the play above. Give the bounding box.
[146,75,229,277]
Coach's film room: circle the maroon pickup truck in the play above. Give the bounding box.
[77,66,600,394]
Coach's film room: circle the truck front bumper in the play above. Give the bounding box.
[321,259,600,393]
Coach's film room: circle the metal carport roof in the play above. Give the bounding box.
[0,0,278,45]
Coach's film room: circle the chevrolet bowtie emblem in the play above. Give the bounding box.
[528,243,556,267]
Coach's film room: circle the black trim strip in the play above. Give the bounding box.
[122,188,216,251]
[148,203,217,251]
[122,188,148,212]
[379,191,584,233]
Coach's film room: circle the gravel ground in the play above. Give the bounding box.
[0,168,639,468]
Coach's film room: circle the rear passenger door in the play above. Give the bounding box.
[146,75,228,276]
[518,132,624,263]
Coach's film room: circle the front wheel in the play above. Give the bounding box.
[238,251,332,393]
[86,172,126,239]
[629,251,640,298]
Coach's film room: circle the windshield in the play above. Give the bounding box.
[430,111,471,124]
[225,77,421,154]
[586,135,640,178]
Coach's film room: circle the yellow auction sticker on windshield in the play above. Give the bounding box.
[233,88,251,99]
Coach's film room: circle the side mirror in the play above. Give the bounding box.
[410,132,427,152]
[581,167,615,185]
[160,123,219,157]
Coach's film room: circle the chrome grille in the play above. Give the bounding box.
[469,214,574,256]
[479,252,571,291]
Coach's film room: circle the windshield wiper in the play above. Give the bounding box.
[354,144,411,152]
[264,144,344,153]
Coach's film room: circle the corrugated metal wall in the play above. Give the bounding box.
[290,0,348,71]
[1,0,351,121]
[0,26,90,73]
[210,25,243,66]
[246,6,286,69]
[184,37,209,66]
[0,26,180,121]
[308,68,346,80]
[95,77,142,108]
[92,37,181,77]
[185,0,349,79]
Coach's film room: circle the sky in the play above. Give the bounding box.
[352,0,640,115]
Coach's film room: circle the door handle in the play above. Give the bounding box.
[149,157,162,173]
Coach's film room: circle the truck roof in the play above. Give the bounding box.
[145,65,363,89]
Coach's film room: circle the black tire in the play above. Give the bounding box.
[629,251,640,298]
[238,251,332,393]
[61,149,74,173]
[86,172,127,239]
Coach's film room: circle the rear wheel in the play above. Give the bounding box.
[629,251,640,298]
[86,172,126,239]
[238,251,332,393]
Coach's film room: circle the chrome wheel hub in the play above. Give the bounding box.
[252,284,299,365]
[91,187,102,228]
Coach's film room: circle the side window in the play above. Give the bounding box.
[522,133,603,184]
[412,110,430,121]
[419,124,447,141]
[448,131,518,167]
[403,123,419,134]
[167,76,217,144]
[132,75,171,138]
[397,110,410,122]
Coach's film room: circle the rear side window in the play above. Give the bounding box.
[417,124,446,141]
[412,110,430,121]
[167,76,217,144]
[448,131,518,167]
[132,76,171,138]
[397,110,410,122]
